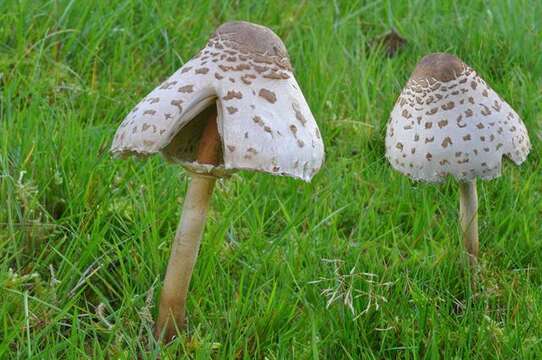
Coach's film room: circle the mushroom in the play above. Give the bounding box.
[385,53,531,266]
[110,21,324,341]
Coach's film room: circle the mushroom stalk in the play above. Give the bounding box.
[459,179,478,266]
[155,111,220,341]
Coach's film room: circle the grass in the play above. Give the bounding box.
[1,0,542,358]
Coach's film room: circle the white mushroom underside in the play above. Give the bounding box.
[385,69,530,183]
[111,38,324,182]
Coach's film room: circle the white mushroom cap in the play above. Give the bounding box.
[111,21,324,182]
[385,53,531,183]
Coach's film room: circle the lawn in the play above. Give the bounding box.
[1,0,541,358]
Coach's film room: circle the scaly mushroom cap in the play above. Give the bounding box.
[111,21,324,182]
[385,53,531,183]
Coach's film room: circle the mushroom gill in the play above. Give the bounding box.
[162,103,224,165]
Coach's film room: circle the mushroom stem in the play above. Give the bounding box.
[459,179,478,266]
[155,109,221,342]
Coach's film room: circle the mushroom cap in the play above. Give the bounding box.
[385,53,531,183]
[111,21,324,182]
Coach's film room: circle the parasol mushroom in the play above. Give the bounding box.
[385,53,530,266]
[111,21,324,342]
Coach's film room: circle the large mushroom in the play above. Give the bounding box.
[111,21,324,341]
[385,53,530,266]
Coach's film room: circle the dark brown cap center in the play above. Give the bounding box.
[214,21,289,60]
[410,53,467,83]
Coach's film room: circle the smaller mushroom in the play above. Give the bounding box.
[385,53,531,267]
